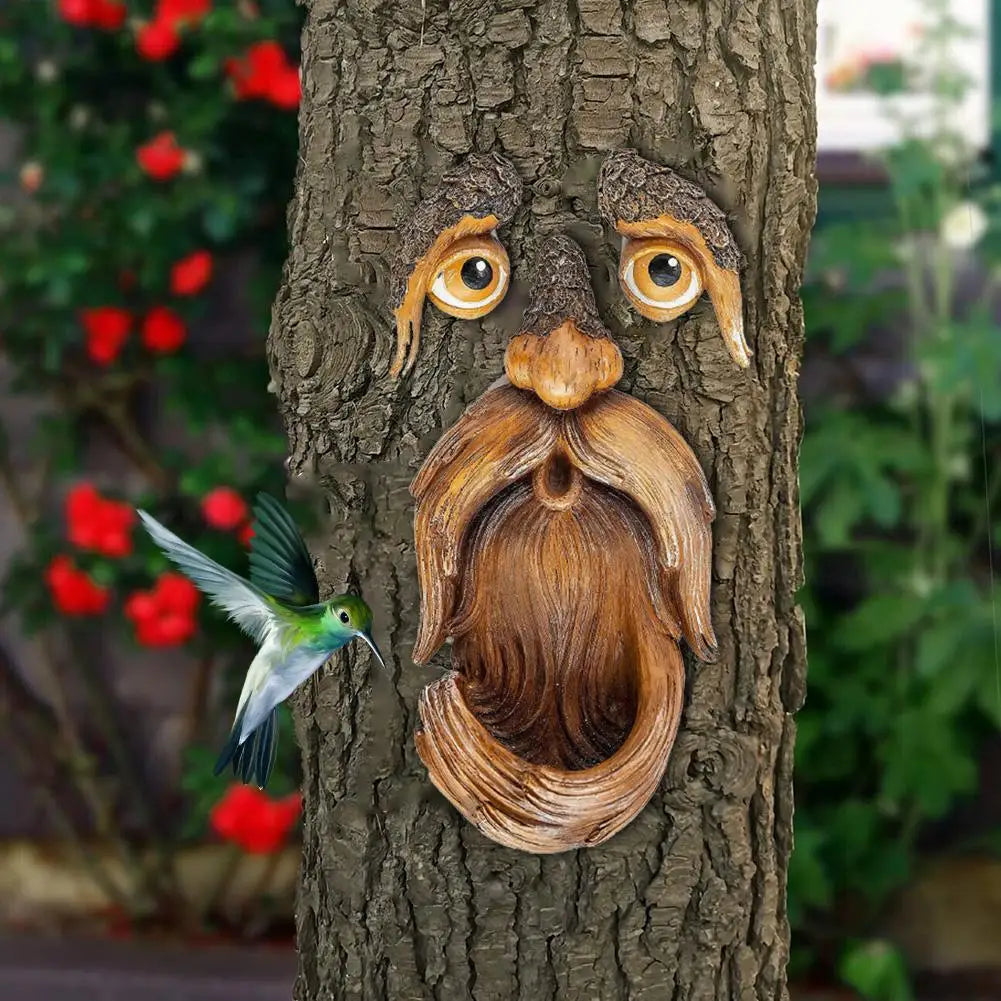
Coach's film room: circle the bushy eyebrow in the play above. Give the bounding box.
[596,149,742,273]
[386,153,522,377]
[595,149,748,369]
[388,153,523,313]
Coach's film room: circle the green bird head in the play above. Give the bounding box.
[325,594,386,670]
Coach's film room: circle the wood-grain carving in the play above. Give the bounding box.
[410,234,724,852]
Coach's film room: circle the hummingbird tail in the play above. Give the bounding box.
[213,707,279,790]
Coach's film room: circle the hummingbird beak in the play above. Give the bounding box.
[359,630,388,673]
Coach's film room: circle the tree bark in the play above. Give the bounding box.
[268,0,815,998]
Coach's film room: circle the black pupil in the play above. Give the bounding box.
[339,611,349,623]
[460,257,493,290]
[647,254,682,287]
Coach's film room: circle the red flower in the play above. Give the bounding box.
[135,0,210,60]
[154,572,200,615]
[157,0,211,27]
[136,131,186,181]
[58,0,126,29]
[268,68,301,110]
[125,571,199,647]
[141,306,186,353]
[58,0,95,25]
[237,522,254,546]
[123,592,156,622]
[45,556,110,616]
[209,785,303,853]
[80,306,131,365]
[136,19,179,61]
[201,487,249,531]
[169,250,213,296]
[134,610,195,646]
[66,484,136,558]
[91,0,127,29]
[225,41,284,99]
[225,41,300,109]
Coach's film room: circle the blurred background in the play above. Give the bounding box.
[0,1,999,999]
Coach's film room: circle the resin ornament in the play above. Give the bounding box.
[394,152,745,853]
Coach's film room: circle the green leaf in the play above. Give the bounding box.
[916,621,969,677]
[839,940,914,1001]
[178,745,223,840]
[879,707,977,817]
[203,199,239,242]
[129,207,157,237]
[814,480,866,549]
[976,662,1001,727]
[862,471,902,528]
[838,594,925,651]
[787,822,832,924]
[806,221,900,287]
[800,411,929,547]
[188,52,219,81]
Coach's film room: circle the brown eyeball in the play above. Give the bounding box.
[389,153,524,379]
[427,235,510,319]
[612,219,748,368]
[391,216,512,378]
[618,238,704,322]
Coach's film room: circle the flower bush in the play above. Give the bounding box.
[0,0,304,933]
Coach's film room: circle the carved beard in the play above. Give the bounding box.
[411,382,714,853]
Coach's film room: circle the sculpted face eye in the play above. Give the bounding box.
[619,239,703,320]
[427,235,510,318]
[598,150,749,368]
[388,154,523,378]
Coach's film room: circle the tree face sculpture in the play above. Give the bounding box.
[390,151,745,854]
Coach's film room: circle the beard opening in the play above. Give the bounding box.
[447,462,671,769]
[410,381,716,850]
[412,380,717,764]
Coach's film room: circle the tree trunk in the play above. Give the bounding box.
[268,0,815,998]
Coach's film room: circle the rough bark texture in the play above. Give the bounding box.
[268,0,816,998]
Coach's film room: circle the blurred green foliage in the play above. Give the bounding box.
[840,940,915,1001]
[790,1,1001,985]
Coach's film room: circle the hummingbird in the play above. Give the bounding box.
[137,493,386,789]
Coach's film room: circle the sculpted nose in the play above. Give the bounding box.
[503,235,623,411]
[505,320,622,411]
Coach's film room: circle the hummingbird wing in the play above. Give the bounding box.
[138,510,276,643]
[247,493,320,606]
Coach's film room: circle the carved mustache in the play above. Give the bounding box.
[412,381,716,666]
[410,381,716,852]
